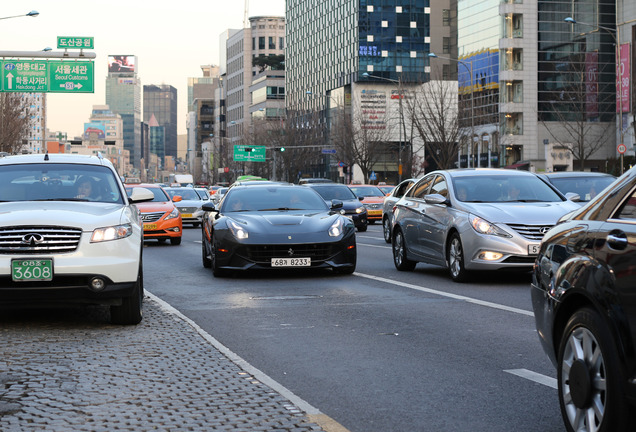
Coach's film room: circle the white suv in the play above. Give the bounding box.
[0,153,153,324]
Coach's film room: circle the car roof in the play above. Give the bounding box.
[125,183,161,188]
[0,153,114,168]
[540,171,615,178]
[437,168,539,178]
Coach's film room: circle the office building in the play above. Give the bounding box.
[286,0,447,182]
[143,84,178,161]
[105,55,142,173]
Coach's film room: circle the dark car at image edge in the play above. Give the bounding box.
[532,166,636,431]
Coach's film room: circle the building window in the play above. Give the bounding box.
[443,64,451,80]
[382,21,388,27]
[501,81,523,103]
[410,21,417,28]
[443,9,451,26]
[504,14,523,38]
[443,37,451,54]
[502,48,523,70]
[367,5,374,12]
[410,51,417,58]
[396,6,402,13]
[396,36,403,43]
[259,37,265,50]
[269,37,276,49]
[501,113,523,135]
[367,35,374,42]
[252,38,255,50]
[279,37,284,49]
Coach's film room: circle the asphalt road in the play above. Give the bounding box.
[143,224,564,432]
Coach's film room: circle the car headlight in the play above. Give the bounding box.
[227,218,249,239]
[329,217,344,237]
[91,223,133,243]
[469,214,511,238]
[355,207,365,214]
[164,208,180,221]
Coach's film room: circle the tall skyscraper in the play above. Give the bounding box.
[105,55,142,172]
[143,84,177,160]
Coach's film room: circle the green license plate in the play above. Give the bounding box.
[11,259,53,281]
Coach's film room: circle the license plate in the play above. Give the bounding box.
[271,257,311,267]
[528,244,540,255]
[12,259,53,281]
[144,223,157,230]
[181,213,193,218]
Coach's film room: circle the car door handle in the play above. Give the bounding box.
[607,232,628,250]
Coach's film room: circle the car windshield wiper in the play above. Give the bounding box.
[32,198,89,202]
[259,207,305,211]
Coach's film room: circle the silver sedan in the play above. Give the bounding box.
[391,169,580,282]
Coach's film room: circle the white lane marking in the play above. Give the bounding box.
[146,292,323,415]
[354,272,534,317]
[357,242,391,249]
[505,369,557,389]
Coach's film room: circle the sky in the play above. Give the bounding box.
[0,1,285,137]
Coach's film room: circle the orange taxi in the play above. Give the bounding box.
[125,183,183,245]
[348,184,386,224]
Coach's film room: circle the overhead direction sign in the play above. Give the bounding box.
[233,145,266,162]
[57,37,94,50]
[1,60,94,93]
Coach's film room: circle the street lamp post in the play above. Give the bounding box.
[428,53,476,168]
[361,72,407,182]
[0,10,39,20]
[564,16,624,173]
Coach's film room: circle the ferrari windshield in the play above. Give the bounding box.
[222,186,329,212]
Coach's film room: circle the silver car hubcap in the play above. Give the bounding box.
[384,219,391,240]
[449,238,462,277]
[561,327,606,431]
[394,233,404,265]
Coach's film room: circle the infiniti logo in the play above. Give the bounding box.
[22,233,44,246]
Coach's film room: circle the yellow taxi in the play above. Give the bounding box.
[125,183,183,245]
[348,184,386,224]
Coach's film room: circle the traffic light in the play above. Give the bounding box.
[280,147,285,152]
[244,147,254,152]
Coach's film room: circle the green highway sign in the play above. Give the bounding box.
[1,60,94,93]
[2,60,48,92]
[48,60,94,93]
[57,36,94,50]
[233,145,266,162]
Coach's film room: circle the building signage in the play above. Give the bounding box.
[1,60,94,93]
[585,52,599,118]
[617,43,630,113]
[57,37,94,50]
[360,89,387,130]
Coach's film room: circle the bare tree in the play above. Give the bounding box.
[539,55,614,170]
[404,79,460,170]
[0,94,31,154]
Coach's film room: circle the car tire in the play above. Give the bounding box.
[383,217,392,243]
[202,235,211,268]
[110,258,143,325]
[170,237,182,246]
[357,223,367,232]
[392,228,416,271]
[557,308,633,432]
[447,233,468,282]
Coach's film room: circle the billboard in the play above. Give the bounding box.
[83,122,106,139]
[107,55,136,74]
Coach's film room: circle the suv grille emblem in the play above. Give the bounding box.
[22,233,44,245]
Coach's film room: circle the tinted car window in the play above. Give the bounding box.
[395,181,414,197]
[549,176,615,202]
[0,163,123,203]
[430,176,448,198]
[222,187,328,212]
[452,175,563,203]
[408,175,434,198]
[616,189,636,220]
[165,188,200,200]
[311,185,357,200]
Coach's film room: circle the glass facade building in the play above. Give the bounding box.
[143,84,178,160]
[105,74,142,172]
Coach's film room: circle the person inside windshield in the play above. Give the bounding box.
[229,198,244,211]
[75,176,101,201]
[504,184,521,201]
[456,186,468,201]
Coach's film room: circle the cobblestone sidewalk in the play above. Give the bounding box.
[0,295,327,432]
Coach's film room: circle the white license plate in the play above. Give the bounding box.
[271,257,311,267]
[528,244,540,255]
